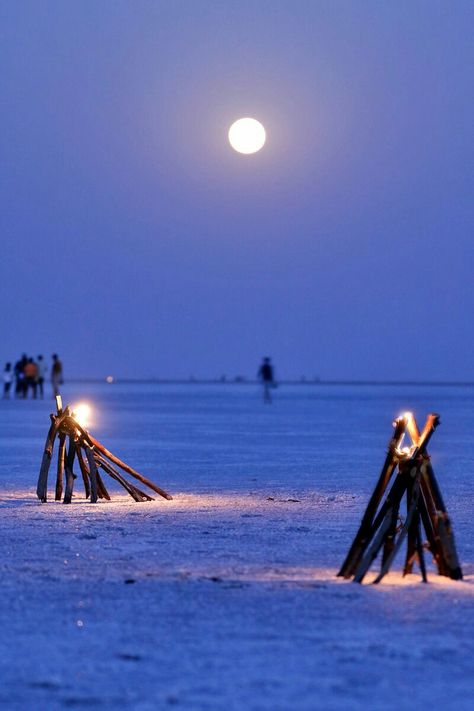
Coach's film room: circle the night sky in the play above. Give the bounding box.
[1,1,473,380]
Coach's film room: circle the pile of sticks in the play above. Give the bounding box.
[338,412,462,584]
[37,397,172,504]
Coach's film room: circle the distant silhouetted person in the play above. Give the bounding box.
[14,354,28,398]
[24,358,39,399]
[3,363,13,398]
[258,357,275,404]
[51,354,63,398]
[37,355,47,399]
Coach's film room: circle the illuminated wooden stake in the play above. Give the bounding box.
[339,413,462,584]
[36,403,172,504]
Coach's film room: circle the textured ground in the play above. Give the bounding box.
[1,383,474,710]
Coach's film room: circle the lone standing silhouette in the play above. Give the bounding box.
[51,354,63,398]
[258,357,275,404]
[37,355,48,399]
[3,363,13,399]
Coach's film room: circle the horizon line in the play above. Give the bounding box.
[63,378,474,387]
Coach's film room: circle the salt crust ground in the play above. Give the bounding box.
[1,384,474,710]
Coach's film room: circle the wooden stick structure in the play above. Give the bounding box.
[37,397,172,504]
[338,412,462,584]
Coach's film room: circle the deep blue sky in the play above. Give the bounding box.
[1,1,473,380]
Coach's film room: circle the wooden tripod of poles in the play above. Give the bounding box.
[338,412,462,584]
[37,397,172,504]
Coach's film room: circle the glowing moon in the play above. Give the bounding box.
[228,118,266,154]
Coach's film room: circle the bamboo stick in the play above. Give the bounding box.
[403,475,417,575]
[352,460,414,583]
[95,453,154,501]
[67,417,172,500]
[372,476,420,584]
[38,404,172,505]
[75,444,91,499]
[55,433,66,501]
[95,469,111,500]
[84,444,98,503]
[419,471,449,576]
[420,460,462,579]
[415,512,428,583]
[37,412,68,502]
[63,434,76,504]
[338,418,406,578]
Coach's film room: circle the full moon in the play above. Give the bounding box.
[228,117,266,154]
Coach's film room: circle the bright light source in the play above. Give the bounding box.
[106,375,114,384]
[72,402,92,428]
[228,118,266,154]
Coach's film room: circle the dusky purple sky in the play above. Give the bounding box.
[1,1,473,380]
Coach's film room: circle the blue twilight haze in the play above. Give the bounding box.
[1,1,473,380]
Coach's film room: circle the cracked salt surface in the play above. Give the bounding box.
[1,383,474,710]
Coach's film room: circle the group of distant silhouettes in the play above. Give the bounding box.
[4,354,273,401]
[3,354,63,400]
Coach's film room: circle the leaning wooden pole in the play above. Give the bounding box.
[55,433,66,501]
[339,412,462,584]
[338,418,406,578]
[72,421,172,501]
[36,400,172,504]
[84,444,99,503]
[68,419,172,501]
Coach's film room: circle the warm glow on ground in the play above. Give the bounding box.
[228,117,266,154]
